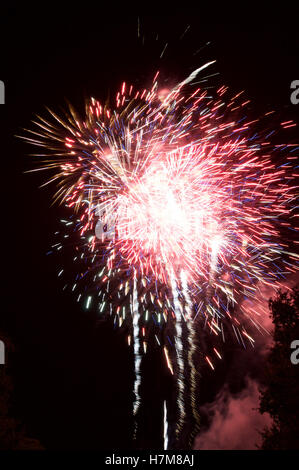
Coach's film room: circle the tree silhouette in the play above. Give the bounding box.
[0,331,43,450]
[259,287,299,449]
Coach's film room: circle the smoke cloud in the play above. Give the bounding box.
[194,378,272,450]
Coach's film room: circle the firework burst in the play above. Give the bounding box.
[22,62,298,447]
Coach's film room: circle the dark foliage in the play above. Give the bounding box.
[259,287,299,449]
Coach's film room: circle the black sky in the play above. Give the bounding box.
[0,4,298,449]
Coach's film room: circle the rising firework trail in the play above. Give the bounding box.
[132,273,142,435]
[22,60,298,447]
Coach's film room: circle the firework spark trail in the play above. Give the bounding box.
[132,274,142,436]
[163,400,168,450]
[171,272,186,436]
[164,61,216,103]
[181,270,200,440]
[186,319,200,445]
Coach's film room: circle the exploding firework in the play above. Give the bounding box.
[22,61,298,447]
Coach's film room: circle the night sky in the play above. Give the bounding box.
[1,4,298,451]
